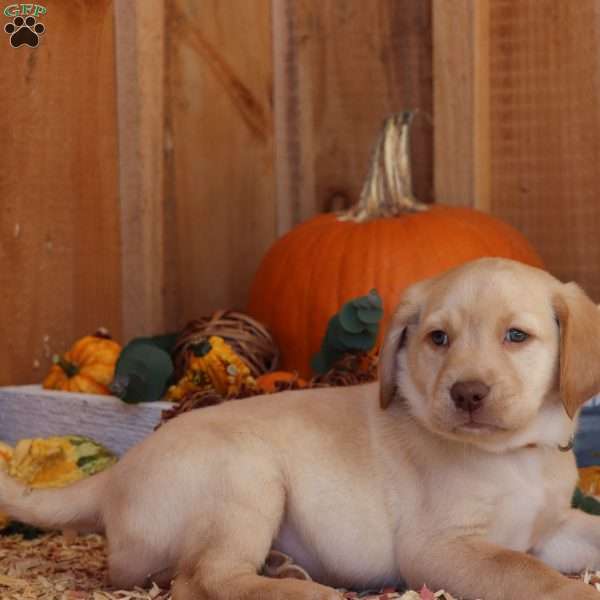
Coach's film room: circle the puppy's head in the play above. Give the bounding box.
[379,258,600,450]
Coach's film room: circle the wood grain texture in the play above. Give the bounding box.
[273,0,433,232]
[488,0,600,297]
[0,1,121,385]
[0,386,171,455]
[114,0,168,339]
[165,0,276,321]
[433,0,490,208]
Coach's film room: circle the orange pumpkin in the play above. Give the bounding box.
[248,113,543,376]
[42,332,122,395]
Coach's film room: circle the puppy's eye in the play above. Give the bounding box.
[505,328,529,343]
[430,330,449,346]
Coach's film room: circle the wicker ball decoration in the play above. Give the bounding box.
[173,310,279,379]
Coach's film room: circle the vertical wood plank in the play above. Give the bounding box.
[433,0,490,209]
[114,1,167,339]
[166,0,276,320]
[488,0,600,297]
[273,0,434,232]
[0,1,121,385]
[473,0,491,213]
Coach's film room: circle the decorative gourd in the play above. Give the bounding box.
[0,442,12,464]
[167,336,257,401]
[578,466,600,496]
[256,371,307,393]
[0,435,116,529]
[110,333,177,404]
[42,331,121,394]
[173,311,279,380]
[8,435,116,488]
[248,112,544,376]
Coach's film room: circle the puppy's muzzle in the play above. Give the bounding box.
[450,380,490,413]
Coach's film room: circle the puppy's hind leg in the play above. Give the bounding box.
[107,544,172,590]
[171,486,341,600]
[104,515,176,589]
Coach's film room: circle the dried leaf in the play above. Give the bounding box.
[419,586,436,600]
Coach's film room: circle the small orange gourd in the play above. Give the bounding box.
[256,371,307,393]
[42,331,121,395]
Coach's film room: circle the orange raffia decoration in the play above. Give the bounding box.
[256,371,307,394]
[248,112,543,376]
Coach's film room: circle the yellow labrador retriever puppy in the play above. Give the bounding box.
[1,258,600,599]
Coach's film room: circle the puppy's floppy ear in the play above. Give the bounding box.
[379,285,423,410]
[553,282,600,418]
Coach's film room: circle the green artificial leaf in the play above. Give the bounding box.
[343,332,377,351]
[332,321,377,350]
[325,319,350,352]
[311,347,345,375]
[357,307,384,324]
[110,341,174,404]
[326,320,377,352]
[311,289,383,374]
[324,346,345,366]
[366,289,383,309]
[352,289,382,310]
[352,296,375,310]
[310,351,329,375]
[365,322,379,334]
[339,303,364,333]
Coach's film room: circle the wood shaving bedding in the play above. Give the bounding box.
[0,532,599,599]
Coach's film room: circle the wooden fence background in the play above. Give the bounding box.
[1,0,599,385]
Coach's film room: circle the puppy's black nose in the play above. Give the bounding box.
[450,380,490,412]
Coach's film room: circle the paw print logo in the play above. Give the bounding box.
[4,16,45,48]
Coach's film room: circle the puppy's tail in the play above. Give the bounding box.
[0,466,108,533]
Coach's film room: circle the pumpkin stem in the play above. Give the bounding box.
[339,111,429,223]
[53,354,79,378]
[190,340,212,357]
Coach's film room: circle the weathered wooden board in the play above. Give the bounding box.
[165,0,277,321]
[273,0,434,232]
[433,0,490,209]
[488,0,600,299]
[434,0,600,298]
[0,1,122,385]
[114,0,170,339]
[9,0,600,387]
[0,386,172,456]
